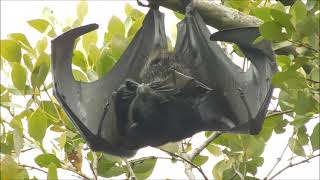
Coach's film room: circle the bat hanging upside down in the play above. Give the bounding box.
[51,2,277,156]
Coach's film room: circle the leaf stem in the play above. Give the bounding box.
[20,164,47,174]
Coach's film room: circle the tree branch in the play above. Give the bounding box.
[269,153,320,180]
[152,0,295,55]
[189,132,222,161]
[155,0,262,29]
[179,142,195,180]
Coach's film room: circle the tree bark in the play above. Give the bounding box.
[156,0,262,30]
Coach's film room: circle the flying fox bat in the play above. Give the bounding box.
[51,4,277,157]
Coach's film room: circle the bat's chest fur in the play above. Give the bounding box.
[140,51,191,83]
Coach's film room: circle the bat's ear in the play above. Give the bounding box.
[210,27,274,59]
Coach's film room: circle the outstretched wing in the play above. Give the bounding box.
[51,9,167,156]
[174,7,277,134]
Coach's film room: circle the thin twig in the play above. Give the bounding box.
[61,165,91,180]
[189,132,222,161]
[124,158,136,180]
[265,110,293,119]
[287,39,319,53]
[269,153,320,180]
[161,149,209,180]
[264,142,289,179]
[130,156,175,164]
[20,164,47,174]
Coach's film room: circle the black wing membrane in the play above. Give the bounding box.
[174,7,277,134]
[51,9,167,156]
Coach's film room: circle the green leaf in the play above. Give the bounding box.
[276,55,292,70]
[128,16,144,37]
[8,33,33,53]
[72,69,88,82]
[0,39,21,62]
[206,144,222,156]
[290,114,312,128]
[272,70,308,89]
[0,84,6,94]
[133,159,157,180]
[77,0,88,20]
[212,159,233,180]
[41,101,60,120]
[245,157,264,175]
[108,16,125,37]
[311,123,320,151]
[296,15,319,37]
[297,126,309,145]
[288,137,306,157]
[158,142,179,153]
[111,35,129,59]
[213,134,242,151]
[27,19,56,38]
[252,7,271,21]
[11,63,27,90]
[23,54,33,71]
[0,132,13,154]
[125,3,144,20]
[290,0,307,23]
[294,91,317,114]
[28,109,48,143]
[47,163,58,180]
[96,51,115,78]
[35,153,61,168]
[242,136,266,158]
[97,154,124,178]
[124,17,133,34]
[72,50,87,72]
[100,166,125,178]
[270,9,294,32]
[88,45,100,67]
[192,155,209,167]
[270,2,286,12]
[31,52,50,88]
[82,30,98,52]
[259,21,287,41]
[36,37,48,53]
[1,156,29,180]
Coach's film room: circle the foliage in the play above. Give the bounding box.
[0,0,319,179]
